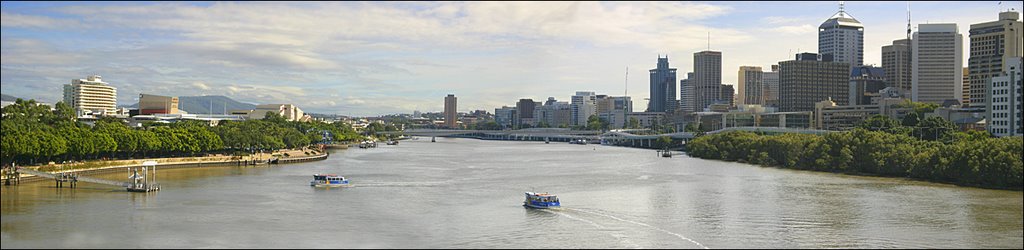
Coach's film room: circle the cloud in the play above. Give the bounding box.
[0,12,84,29]
[769,24,817,35]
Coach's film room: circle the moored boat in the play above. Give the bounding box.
[523,192,560,209]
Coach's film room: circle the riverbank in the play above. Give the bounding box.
[3,148,333,183]
[685,130,1023,191]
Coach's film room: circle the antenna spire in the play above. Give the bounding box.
[707,31,710,51]
[624,66,629,97]
[839,1,845,13]
[906,1,911,40]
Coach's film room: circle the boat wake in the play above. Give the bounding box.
[536,209,642,249]
[352,181,450,187]
[564,208,709,249]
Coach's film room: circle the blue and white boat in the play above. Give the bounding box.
[310,174,351,187]
[523,192,560,209]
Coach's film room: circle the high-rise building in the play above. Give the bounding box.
[912,23,963,105]
[444,94,457,128]
[988,57,1022,137]
[779,53,851,112]
[849,66,887,105]
[494,106,517,129]
[818,2,864,67]
[539,101,571,128]
[571,91,597,126]
[720,84,735,108]
[596,96,633,129]
[516,98,539,127]
[63,75,117,116]
[138,94,179,115]
[694,51,722,112]
[969,11,1023,112]
[647,56,677,112]
[763,65,780,107]
[679,72,696,112]
[882,38,912,95]
[737,66,763,105]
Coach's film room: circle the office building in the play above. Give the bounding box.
[818,2,864,67]
[516,99,540,127]
[968,11,1023,112]
[849,66,887,105]
[694,51,722,112]
[882,39,912,95]
[494,106,516,129]
[779,53,851,112]
[989,58,1022,137]
[571,91,597,126]
[648,56,677,112]
[737,66,763,106]
[720,84,735,108]
[912,23,963,105]
[679,72,696,112]
[763,65,780,107]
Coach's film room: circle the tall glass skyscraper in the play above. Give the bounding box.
[647,55,677,112]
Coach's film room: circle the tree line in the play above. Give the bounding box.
[1,99,363,166]
[686,115,1023,190]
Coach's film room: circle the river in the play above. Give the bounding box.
[2,138,1021,248]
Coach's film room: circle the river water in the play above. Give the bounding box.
[2,138,1021,248]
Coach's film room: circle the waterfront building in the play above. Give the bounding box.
[138,94,179,115]
[818,2,864,67]
[763,66,780,107]
[597,96,632,129]
[516,98,541,128]
[571,91,597,126]
[738,66,764,106]
[988,57,1023,137]
[849,66,887,105]
[679,72,696,112]
[779,53,851,112]
[694,51,723,112]
[626,112,665,129]
[912,23,963,105]
[494,106,517,129]
[444,94,458,128]
[63,75,117,116]
[968,11,1023,112]
[814,98,911,131]
[690,106,812,131]
[647,56,677,112]
[538,101,571,128]
[882,39,912,95]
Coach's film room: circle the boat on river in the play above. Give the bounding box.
[310,174,351,187]
[523,192,560,209]
[569,139,587,145]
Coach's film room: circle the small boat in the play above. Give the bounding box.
[387,140,399,145]
[310,174,351,187]
[523,192,560,209]
[569,139,587,145]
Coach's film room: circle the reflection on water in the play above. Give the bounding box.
[2,137,1022,248]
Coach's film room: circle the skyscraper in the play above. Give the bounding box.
[779,53,851,112]
[647,56,677,112]
[63,75,117,116]
[737,66,764,106]
[516,98,539,127]
[969,11,1023,113]
[720,84,735,107]
[694,51,722,112]
[818,2,864,67]
[679,72,696,112]
[912,23,963,105]
[763,65,780,107]
[444,94,457,128]
[882,39,912,95]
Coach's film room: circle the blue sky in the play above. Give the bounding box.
[2,1,1020,116]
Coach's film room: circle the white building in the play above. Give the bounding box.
[818,3,864,67]
[912,23,964,105]
[248,104,309,122]
[63,75,117,116]
[988,58,1022,137]
[570,91,596,126]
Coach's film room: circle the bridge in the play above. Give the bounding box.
[16,167,131,188]
[378,126,834,149]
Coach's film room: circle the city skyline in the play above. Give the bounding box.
[1,1,1017,116]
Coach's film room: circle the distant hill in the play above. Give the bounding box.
[128,95,257,114]
[1,94,20,102]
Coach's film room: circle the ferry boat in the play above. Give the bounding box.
[310,174,351,187]
[386,140,399,145]
[523,192,560,209]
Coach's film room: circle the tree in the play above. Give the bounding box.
[628,117,640,129]
[655,136,673,149]
[902,112,921,127]
[858,115,910,135]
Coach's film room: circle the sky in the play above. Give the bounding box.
[1,1,1020,116]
